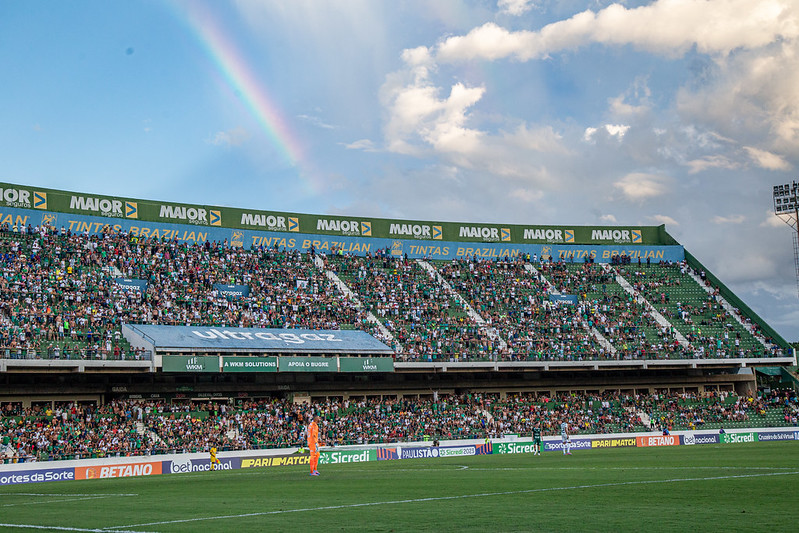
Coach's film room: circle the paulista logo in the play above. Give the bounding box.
[41,213,57,227]
[231,231,245,248]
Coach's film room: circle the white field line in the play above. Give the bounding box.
[108,470,799,530]
[2,495,128,508]
[2,493,138,497]
[0,525,153,533]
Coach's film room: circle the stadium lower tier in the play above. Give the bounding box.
[2,388,797,463]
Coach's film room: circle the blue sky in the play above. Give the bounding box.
[2,0,799,341]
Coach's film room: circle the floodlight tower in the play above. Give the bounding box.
[772,181,799,297]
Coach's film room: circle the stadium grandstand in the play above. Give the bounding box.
[0,181,797,463]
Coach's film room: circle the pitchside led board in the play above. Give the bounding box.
[0,182,685,262]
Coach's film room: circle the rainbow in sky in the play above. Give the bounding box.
[176,2,305,169]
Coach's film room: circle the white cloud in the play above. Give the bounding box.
[510,187,543,202]
[608,78,651,117]
[649,214,679,226]
[498,0,536,17]
[711,214,746,224]
[437,1,799,63]
[207,127,250,147]
[744,146,791,170]
[614,173,670,200]
[297,114,335,130]
[345,139,376,151]
[584,124,630,142]
[684,155,739,174]
[763,211,795,228]
[599,214,617,223]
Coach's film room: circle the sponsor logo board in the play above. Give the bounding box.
[496,441,538,454]
[635,435,680,447]
[165,457,237,473]
[720,432,759,444]
[591,438,637,448]
[319,450,375,465]
[0,467,75,486]
[240,455,311,468]
[756,432,795,442]
[75,461,162,480]
[543,439,592,452]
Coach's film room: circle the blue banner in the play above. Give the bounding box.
[0,466,75,485]
[757,431,798,442]
[549,294,579,304]
[163,456,240,474]
[213,284,250,299]
[113,278,148,292]
[123,324,393,354]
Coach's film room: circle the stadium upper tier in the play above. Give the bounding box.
[0,225,787,362]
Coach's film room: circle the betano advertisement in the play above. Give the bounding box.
[1,429,795,485]
[0,182,684,261]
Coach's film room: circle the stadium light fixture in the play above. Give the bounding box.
[772,180,799,298]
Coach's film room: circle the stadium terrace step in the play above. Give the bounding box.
[314,253,401,352]
[685,269,768,349]
[526,263,616,356]
[603,263,690,349]
[416,259,507,351]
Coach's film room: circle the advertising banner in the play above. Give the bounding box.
[495,441,538,454]
[549,294,579,305]
[0,466,75,485]
[279,356,337,372]
[221,356,278,372]
[400,447,441,459]
[0,181,673,245]
[124,324,393,355]
[591,437,638,448]
[720,432,759,444]
[756,431,797,442]
[543,439,592,452]
[112,278,148,292]
[338,357,395,372]
[161,356,219,373]
[397,443,492,460]
[213,284,250,299]
[376,448,399,461]
[240,454,311,468]
[75,461,162,480]
[681,433,720,445]
[319,449,376,465]
[635,435,680,447]
[163,456,239,474]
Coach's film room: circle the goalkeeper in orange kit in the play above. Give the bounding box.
[308,415,322,476]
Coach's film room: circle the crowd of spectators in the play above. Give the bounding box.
[2,390,797,463]
[0,224,786,362]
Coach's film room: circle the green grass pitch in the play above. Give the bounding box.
[1,442,798,532]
